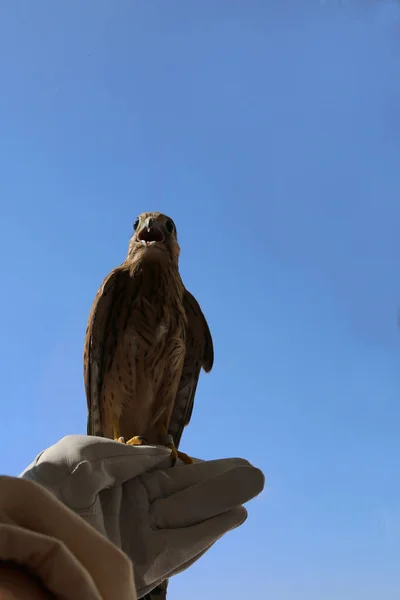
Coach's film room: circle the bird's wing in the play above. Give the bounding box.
[84,266,133,436]
[169,289,214,448]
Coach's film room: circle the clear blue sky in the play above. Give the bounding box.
[1,2,400,599]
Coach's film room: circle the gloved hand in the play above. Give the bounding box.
[21,435,264,598]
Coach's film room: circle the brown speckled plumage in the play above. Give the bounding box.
[84,210,213,449]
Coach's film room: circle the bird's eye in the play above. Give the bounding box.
[133,218,140,231]
[165,219,175,234]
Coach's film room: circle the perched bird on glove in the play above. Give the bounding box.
[84,211,214,465]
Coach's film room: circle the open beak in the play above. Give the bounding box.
[137,217,165,245]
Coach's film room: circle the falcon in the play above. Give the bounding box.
[84,212,214,464]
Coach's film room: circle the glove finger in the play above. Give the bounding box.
[138,545,212,597]
[172,506,247,562]
[138,507,246,596]
[164,545,211,578]
[154,506,247,582]
[142,457,254,503]
[151,465,263,529]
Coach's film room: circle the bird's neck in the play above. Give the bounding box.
[128,256,184,298]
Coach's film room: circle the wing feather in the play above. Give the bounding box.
[169,289,214,447]
[84,266,131,436]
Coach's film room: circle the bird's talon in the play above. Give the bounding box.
[177,450,194,465]
[167,443,193,465]
[169,444,178,465]
[126,436,148,446]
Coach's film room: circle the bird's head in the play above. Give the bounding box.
[127,212,180,266]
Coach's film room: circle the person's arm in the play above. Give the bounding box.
[0,562,54,600]
[0,475,137,600]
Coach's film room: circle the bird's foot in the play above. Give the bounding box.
[167,442,194,465]
[115,436,148,446]
[126,436,148,446]
[177,450,194,465]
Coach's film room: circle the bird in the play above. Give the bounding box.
[84,211,214,465]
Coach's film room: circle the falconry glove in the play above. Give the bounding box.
[20,435,265,598]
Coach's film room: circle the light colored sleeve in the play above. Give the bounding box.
[0,475,137,600]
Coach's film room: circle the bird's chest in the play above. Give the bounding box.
[123,289,186,366]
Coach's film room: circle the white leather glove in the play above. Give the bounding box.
[21,435,265,598]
